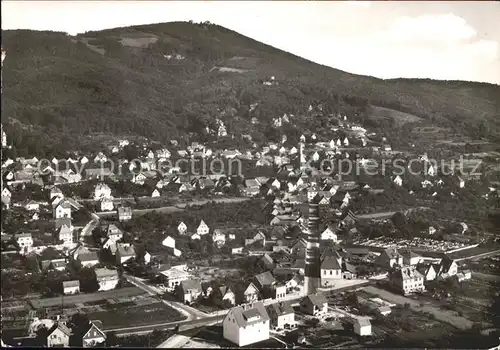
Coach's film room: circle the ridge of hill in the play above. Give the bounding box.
[1,21,499,157]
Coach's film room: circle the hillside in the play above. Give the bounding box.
[2,21,500,157]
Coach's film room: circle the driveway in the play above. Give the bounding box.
[362,286,473,330]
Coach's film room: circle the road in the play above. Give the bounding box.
[96,197,251,217]
[456,249,500,263]
[124,274,208,321]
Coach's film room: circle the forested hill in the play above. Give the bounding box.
[2,21,499,157]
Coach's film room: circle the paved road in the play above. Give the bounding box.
[362,285,474,330]
[456,249,500,263]
[96,197,250,217]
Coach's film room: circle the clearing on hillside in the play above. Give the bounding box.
[370,106,424,126]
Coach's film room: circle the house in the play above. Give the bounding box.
[216,286,236,306]
[254,271,277,292]
[50,187,64,201]
[266,302,295,330]
[25,200,40,212]
[243,282,260,303]
[160,268,192,290]
[321,257,342,287]
[393,175,403,187]
[428,226,437,235]
[321,227,338,242]
[151,189,160,197]
[162,236,176,248]
[100,197,114,212]
[82,320,106,347]
[223,301,270,347]
[354,318,372,336]
[47,322,71,347]
[456,269,472,282]
[244,179,261,197]
[106,224,124,241]
[178,221,188,235]
[178,279,203,304]
[212,229,226,246]
[417,263,438,281]
[300,294,328,316]
[197,220,210,236]
[437,256,458,279]
[390,266,425,295]
[285,274,304,292]
[400,249,421,266]
[117,206,132,222]
[95,268,119,291]
[78,252,99,268]
[58,222,74,246]
[93,183,112,202]
[15,233,33,254]
[274,284,287,300]
[116,243,136,265]
[376,248,403,268]
[63,280,80,295]
[54,200,72,219]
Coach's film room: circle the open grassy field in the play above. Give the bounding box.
[369,105,423,126]
[29,287,145,309]
[87,299,186,330]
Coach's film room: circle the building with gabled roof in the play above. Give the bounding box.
[82,320,106,348]
[300,294,328,316]
[47,322,72,347]
[223,301,270,346]
[266,302,295,330]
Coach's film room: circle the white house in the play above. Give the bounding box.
[58,223,74,246]
[197,220,210,236]
[100,198,114,212]
[47,323,71,347]
[152,189,160,198]
[428,226,436,235]
[266,302,295,330]
[25,200,40,212]
[162,236,176,249]
[63,280,80,295]
[427,164,436,177]
[223,302,270,347]
[54,201,72,219]
[311,151,320,162]
[458,176,465,188]
[93,183,112,201]
[393,175,403,187]
[343,137,349,146]
[354,318,372,336]
[321,227,338,242]
[95,268,119,291]
[82,321,106,348]
[15,233,33,254]
[178,222,188,235]
[390,266,425,295]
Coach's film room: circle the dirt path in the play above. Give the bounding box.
[362,286,473,330]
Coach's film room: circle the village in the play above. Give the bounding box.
[1,100,500,349]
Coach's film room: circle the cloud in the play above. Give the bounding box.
[388,13,477,42]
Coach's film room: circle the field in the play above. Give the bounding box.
[369,106,423,126]
[29,287,145,309]
[86,297,186,330]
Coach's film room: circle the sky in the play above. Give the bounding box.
[2,1,500,84]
